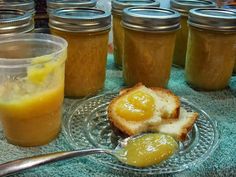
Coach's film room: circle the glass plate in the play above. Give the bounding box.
[63,93,219,175]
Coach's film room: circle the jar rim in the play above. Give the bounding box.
[112,0,160,15]
[47,0,97,10]
[49,7,111,33]
[188,8,236,32]
[122,7,180,32]
[170,0,216,15]
[0,0,35,12]
[0,9,34,35]
[0,33,68,68]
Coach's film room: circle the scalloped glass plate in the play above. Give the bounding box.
[63,93,219,175]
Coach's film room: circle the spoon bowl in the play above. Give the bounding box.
[0,133,178,176]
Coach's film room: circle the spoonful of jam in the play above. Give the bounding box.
[0,133,178,176]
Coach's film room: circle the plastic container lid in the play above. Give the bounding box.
[49,8,111,33]
[122,7,180,32]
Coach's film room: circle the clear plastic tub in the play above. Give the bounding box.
[0,33,67,146]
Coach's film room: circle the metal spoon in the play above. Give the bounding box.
[0,133,178,176]
[0,136,131,177]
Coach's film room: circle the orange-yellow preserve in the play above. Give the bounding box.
[0,34,67,146]
[117,133,178,167]
[49,8,111,97]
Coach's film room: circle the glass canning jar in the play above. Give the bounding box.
[185,8,236,90]
[0,9,34,36]
[170,0,216,67]
[49,8,111,97]
[112,0,160,68]
[222,3,236,73]
[122,7,180,87]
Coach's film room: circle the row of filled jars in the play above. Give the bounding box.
[0,0,236,97]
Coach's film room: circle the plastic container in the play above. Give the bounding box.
[185,8,236,90]
[0,9,34,36]
[170,0,216,67]
[122,7,180,87]
[49,8,111,97]
[0,33,67,146]
[112,0,160,68]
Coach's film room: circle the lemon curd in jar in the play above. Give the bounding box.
[112,0,160,68]
[122,7,180,87]
[49,8,111,97]
[124,29,177,87]
[51,29,109,97]
[112,14,123,67]
[170,0,216,67]
[0,34,67,146]
[185,8,236,90]
[117,133,178,167]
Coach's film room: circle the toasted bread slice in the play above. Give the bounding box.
[108,84,181,136]
[151,108,198,141]
[118,84,180,119]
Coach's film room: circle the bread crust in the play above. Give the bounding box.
[108,83,180,136]
[108,83,198,141]
[119,84,180,119]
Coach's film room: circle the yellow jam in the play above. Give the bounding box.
[51,29,109,97]
[115,91,155,121]
[123,28,177,87]
[0,53,66,146]
[234,60,236,73]
[173,16,188,67]
[117,133,178,167]
[185,26,236,90]
[113,14,124,68]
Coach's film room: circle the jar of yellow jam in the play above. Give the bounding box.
[112,0,160,68]
[0,33,67,147]
[170,0,216,68]
[49,8,111,97]
[122,7,180,87]
[185,8,236,90]
[0,9,34,36]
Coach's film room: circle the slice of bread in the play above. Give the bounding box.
[118,84,180,119]
[150,108,198,141]
[108,84,198,141]
[108,84,181,137]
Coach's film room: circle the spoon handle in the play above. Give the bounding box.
[0,149,107,176]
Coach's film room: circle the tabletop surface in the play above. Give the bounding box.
[0,55,236,177]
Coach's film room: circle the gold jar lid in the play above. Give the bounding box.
[0,0,35,15]
[122,7,180,32]
[112,0,160,15]
[188,8,236,32]
[49,8,111,33]
[47,0,97,13]
[170,0,216,16]
[0,9,34,35]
